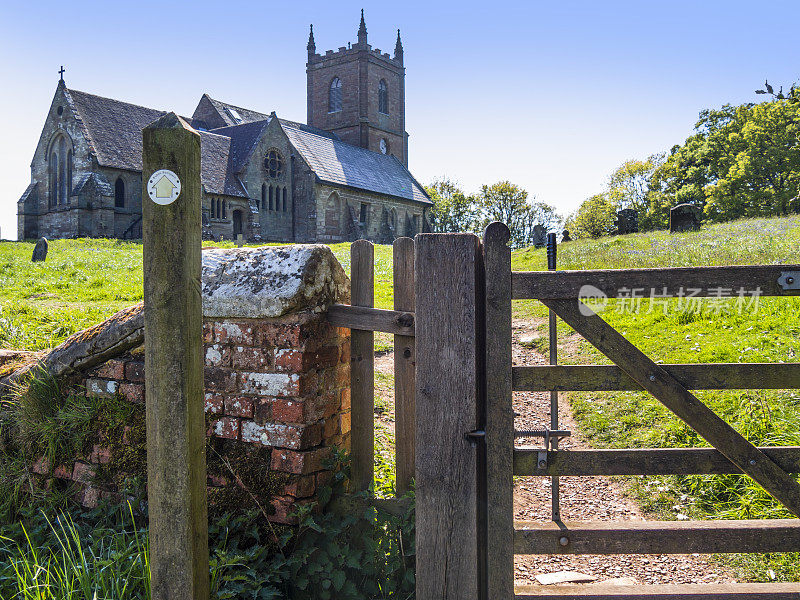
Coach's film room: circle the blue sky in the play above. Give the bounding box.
[1,0,799,240]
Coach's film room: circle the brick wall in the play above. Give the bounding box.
[46,310,350,524]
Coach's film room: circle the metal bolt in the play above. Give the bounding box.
[750,459,757,466]
[538,460,547,469]
[559,536,570,547]
[788,277,795,285]
[649,375,656,382]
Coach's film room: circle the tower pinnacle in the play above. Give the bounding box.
[307,24,316,56]
[357,9,367,45]
[394,29,403,63]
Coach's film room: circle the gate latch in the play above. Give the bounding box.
[778,271,800,290]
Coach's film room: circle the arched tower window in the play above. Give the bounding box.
[222,200,227,219]
[378,79,388,114]
[261,184,266,211]
[115,177,125,208]
[269,186,274,211]
[329,77,342,113]
[282,187,287,211]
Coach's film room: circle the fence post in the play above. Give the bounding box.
[142,113,209,600]
[415,233,485,600]
[484,223,514,599]
[393,237,416,496]
[350,239,375,492]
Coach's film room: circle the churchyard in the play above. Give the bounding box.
[0,214,799,597]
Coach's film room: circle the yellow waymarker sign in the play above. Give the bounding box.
[147,169,182,205]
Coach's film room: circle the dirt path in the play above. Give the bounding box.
[510,318,737,588]
[371,322,737,589]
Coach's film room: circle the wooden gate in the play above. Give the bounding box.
[414,225,800,600]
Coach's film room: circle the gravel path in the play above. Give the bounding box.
[510,319,738,588]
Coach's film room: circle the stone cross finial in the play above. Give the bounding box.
[307,24,315,54]
[59,66,65,81]
[358,9,368,44]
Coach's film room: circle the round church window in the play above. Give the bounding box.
[264,149,284,178]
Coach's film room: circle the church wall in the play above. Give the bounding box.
[204,195,251,242]
[291,151,318,243]
[307,51,362,147]
[236,122,294,242]
[313,182,427,244]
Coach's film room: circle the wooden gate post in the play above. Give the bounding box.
[142,113,209,600]
[415,233,485,600]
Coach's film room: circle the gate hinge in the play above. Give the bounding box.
[778,271,800,290]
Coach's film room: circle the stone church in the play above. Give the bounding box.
[17,13,431,243]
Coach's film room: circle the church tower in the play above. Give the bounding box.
[306,11,408,166]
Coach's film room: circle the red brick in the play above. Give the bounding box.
[261,422,322,450]
[271,446,332,474]
[335,364,349,388]
[76,486,100,509]
[125,361,145,383]
[119,382,144,404]
[204,367,237,392]
[241,420,266,444]
[284,475,316,498]
[224,396,254,418]
[202,321,215,343]
[306,346,340,369]
[90,445,112,465]
[269,495,297,524]
[204,393,224,415]
[339,340,351,364]
[205,344,231,367]
[33,456,50,475]
[240,372,297,396]
[340,388,351,411]
[254,397,273,422]
[85,378,118,398]
[232,347,272,371]
[258,322,302,347]
[213,321,255,345]
[339,411,351,435]
[210,417,240,440]
[271,397,304,423]
[94,359,126,380]
[72,462,96,484]
[323,417,339,440]
[274,349,303,372]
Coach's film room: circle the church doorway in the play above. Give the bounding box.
[232,210,243,238]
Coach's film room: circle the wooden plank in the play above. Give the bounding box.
[514,446,800,476]
[394,237,416,496]
[514,582,800,599]
[326,304,415,336]
[415,233,484,600]
[513,363,800,391]
[142,113,209,600]
[350,240,374,493]
[514,518,800,555]
[513,264,800,299]
[484,223,514,600]
[544,298,800,518]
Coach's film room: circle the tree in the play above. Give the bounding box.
[607,154,664,230]
[650,100,800,223]
[477,181,561,248]
[565,193,617,239]
[425,178,479,233]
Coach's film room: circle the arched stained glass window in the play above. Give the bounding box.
[329,77,342,113]
[378,79,388,114]
[282,187,287,211]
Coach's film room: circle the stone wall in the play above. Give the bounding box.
[24,245,351,523]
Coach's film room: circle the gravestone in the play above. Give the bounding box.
[670,203,702,233]
[615,209,639,235]
[531,224,547,248]
[561,229,572,242]
[31,237,48,262]
[235,234,244,248]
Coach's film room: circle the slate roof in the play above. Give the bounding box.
[283,126,431,204]
[67,89,166,172]
[17,182,37,204]
[204,96,270,127]
[198,131,247,197]
[72,172,113,196]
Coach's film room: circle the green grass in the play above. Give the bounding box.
[0,240,397,352]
